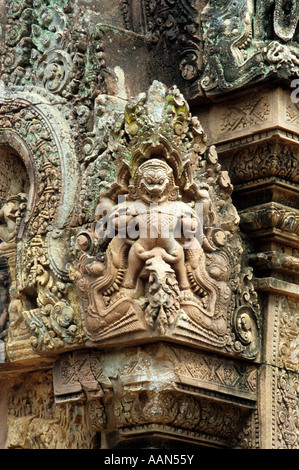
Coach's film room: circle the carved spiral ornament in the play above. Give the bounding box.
[36,50,73,95]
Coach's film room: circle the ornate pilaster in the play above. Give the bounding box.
[199,84,299,449]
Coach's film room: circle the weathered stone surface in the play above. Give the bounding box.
[73,81,261,362]
[0,0,298,450]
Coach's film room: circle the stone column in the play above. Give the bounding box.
[198,84,299,449]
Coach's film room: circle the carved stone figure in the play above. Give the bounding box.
[0,194,27,257]
[109,158,201,292]
[0,0,297,451]
[7,286,30,341]
[0,170,29,346]
[75,81,260,356]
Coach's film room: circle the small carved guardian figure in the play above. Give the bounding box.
[105,158,206,334]
[0,194,27,257]
[0,189,28,343]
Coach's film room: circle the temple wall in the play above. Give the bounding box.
[0,0,298,449]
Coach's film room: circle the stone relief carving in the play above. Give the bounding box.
[3,0,299,117]
[0,259,9,344]
[5,369,106,449]
[112,343,257,447]
[113,389,248,442]
[272,296,299,374]
[4,344,258,448]
[0,149,30,350]
[229,138,299,186]
[0,88,81,356]
[255,0,299,43]
[53,350,112,404]
[144,0,204,87]
[276,368,299,449]
[200,0,299,95]
[1,1,297,451]
[74,81,261,358]
[121,0,205,96]
[220,94,271,133]
[121,0,299,98]
[201,0,265,94]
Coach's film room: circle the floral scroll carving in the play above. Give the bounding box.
[200,0,299,96]
[74,81,261,359]
[276,369,299,449]
[0,87,81,356]
[229,138,299,186]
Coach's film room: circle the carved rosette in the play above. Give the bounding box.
[74,81,261,359]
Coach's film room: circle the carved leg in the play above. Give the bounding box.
[122,244,144,289]
[172,257,190,291]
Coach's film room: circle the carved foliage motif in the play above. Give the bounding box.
[1,0,109,152]
[229,138,299,185]
[276,369,299,449]
[145,0,203,84]
[23,235,81,351]
[162,345,258,397]
[4,0,299,107]
[121,0,204,87]
[114,390,247,442]
[74,81,261,358]
[0,100,61,237]
[110,345,255,446]
[0,90,82,354]
[2,0,73,89]
[201,0,299,95]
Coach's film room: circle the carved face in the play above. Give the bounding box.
[137,160,172,202]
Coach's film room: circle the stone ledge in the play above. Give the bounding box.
[254,277,299,296]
